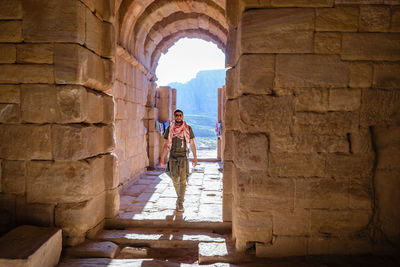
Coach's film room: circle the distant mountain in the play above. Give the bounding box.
[168,69,226,137]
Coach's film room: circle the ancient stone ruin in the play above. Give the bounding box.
[0,0,399,264]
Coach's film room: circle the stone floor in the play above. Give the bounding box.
[117,160,223,223]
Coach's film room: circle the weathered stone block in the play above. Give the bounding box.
[308,236,372,255]
[342,33,400,61]
[0,44,16,63]
[86,8,103,55]
[102,22,115,58]
[350,128,374,154]
[0,21,22,42]
[270,153,326,177]
[52,124,114,160]
[329,88,361,111]
[295,178,349,209]
[326,154,374,178]
[310,210,371,236]
[273,210,310,236]
[234,208,273,244]
[0,85,19,103]
[350,177,372,210]
[0,225,61,267]
[234,133,268,171]
[22,0,85,43]
[224,99,240,131]
[349,62,373,88]
[238,54,274,95]
[55,192,105,246]
[0,65,54,84]
[256,236,307,257]
[223,193,232,222]
[225,67,239,99]
[241,8,314,53]
[271,0,333,6]
[270,133,349,153]
[21,84,57,123]
[392,6,400,32]
[316,7,359,32]
[226,26,240,68]
[0,125,51,160]
[17,44,53,64]
[1,161,25,195]
[360,89,400,126]
[0,104,19,123]
[314,32,341,54]
[374,126,400,171]
[54,44,113,91]
[0,0,22,19]
[27,159,105,204]
[294,88,328,112]
[373,63,400,89]
[106,188,119,218]
[223,131,236,162]
[16,196,54,226]
[276,55,349,88]
[360,5,390,32]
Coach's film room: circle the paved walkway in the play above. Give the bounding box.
[118,160,223,223]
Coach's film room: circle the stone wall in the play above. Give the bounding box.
[0,0,116,245]
[225,0,400,256]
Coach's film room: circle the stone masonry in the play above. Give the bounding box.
[0,0,399,259]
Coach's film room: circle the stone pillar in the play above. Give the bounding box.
[156,86,172,123]
[0,0,116,246]
[226,1,400,256]
[217,87,222,161]
[172,88,177,113]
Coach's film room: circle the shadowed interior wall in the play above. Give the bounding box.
[224,0,400,256]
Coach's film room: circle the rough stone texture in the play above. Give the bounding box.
[0,104,20,123]
[328,88,361,111]
[234,133,268,170]
[0,85,19,103]
[17,44,53,64]
[56,192,106,246]
[238,55,274,95]
[0,64,54,84]
[0,225,61,267]
[270,153,326,178]
[373,63,400,89]
[314,32,341,54]
[271,0,334,6]
[241,8,314,53]
[359,5,390,32]
[117,247,149,259]
[276,55,349,88]
[392,6,400,32]
[0,0,22,19]
[65,241,119,258]
[0,125,52,160]
[16,196,55,226]
[342,33,400,61]
[0,44,16,63]
[54,44,113,91]
[22,0,85,43]
[256,237,307,257]
[0,21,23,42]
[1,160,25,195]
[316,7,359,32]
[349,62,373,88]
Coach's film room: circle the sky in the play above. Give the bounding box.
[155,38,226,86]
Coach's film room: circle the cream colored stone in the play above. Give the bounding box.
[276,55,349,88]
[342,33,400,61]
[106,188,120,218]
[360,88,400,126]
[21,84,57,123]
[316,7,359,32]
[0,0,22,19]
[0,104,19,123]
[270,153,326,178]
[16,196,54,226]
[273,210,310,236]
[226,26,240,68]
[0,225,61,267]
[0,85,19,103]
[17,44,53,64]
[241,8,314,53]
[349,62,373,88]
[329,88,361,111]
[55,192,106,246]
[1,161,25,195]
[325,154,374,178]
[0,125,52,160]
[234,208,273,244]
[0,64,54,84]
[223,193,232,222]
[373,63,400,89]
[314,32,341,54]
[0,21,22,42]
[27,159,105,204]
[294,88,328,112]
[52,124,114,160]
[310,210,371,236]
[223,131,235,162]
[256,236,307,257]
[22,0,85,43]
[271,0,333,6]
[225,67,239,100]
[295,178,349,209]
[238,54,274,95]
[0,44,16,63]
[234,133,268,171]
[65,241,119,259]
[54,44,113,91]
[360,5,390,32]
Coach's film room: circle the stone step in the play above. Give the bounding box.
[64,241,119,259]
[106,216,231,234]
[59,258,236,266]
[0,225,62,267]
[198,241,254,264]
[93,229,227,249]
